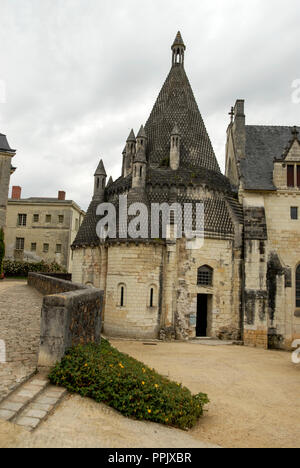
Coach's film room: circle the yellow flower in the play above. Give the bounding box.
[119,363,124,369]
[165,418,169,422]
[142,381,145,385]
[142,368,146,373]
[84,364,88,367]
[154,384,159,389]
[148,409,152,414]
[109,364,113,367]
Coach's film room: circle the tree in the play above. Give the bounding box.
[0,228,5,278]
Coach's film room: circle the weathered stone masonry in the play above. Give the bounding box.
[28,273,103,366]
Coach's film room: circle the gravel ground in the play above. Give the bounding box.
[111,339,300,448]
[0,280,42,401]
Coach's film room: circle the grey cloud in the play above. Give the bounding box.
[0,0,299,209]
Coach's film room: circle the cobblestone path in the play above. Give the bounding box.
[0,281,43,402]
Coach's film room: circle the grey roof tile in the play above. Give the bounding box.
[144,65,220,172]
[241,125,300,190]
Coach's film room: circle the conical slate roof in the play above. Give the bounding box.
[172,31,185,49]
[144,64,220,172]
[137,125,147,139]
[127,129,136,142]
[94,159,107,176]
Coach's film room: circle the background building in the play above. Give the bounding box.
[0,133,16,229]
[5,187,85,271]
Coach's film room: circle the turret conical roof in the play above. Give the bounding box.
[127,129,136,142]
[137,125,147,139]
[94,159,107,176]
[172,31,186,50]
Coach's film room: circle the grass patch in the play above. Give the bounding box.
[49,339,209,430]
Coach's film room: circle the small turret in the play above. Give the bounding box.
[132,143,147,189]
[124,129,136,177]
[136,125,147,151]
[93,159,107,201]
[170,124,181,170]
[171,31,186,67]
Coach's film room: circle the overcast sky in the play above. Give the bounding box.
[0,0,300,210]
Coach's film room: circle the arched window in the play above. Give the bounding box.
[296,265,300,307]
[197,265,213,286]
[140,166,143,177]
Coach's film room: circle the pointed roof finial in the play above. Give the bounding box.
[172,31,186,50]
[127,129,136,142]
[137,125,147,139]
[94,159,107,177]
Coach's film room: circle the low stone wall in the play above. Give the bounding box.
[28,273,103,367]
[28,272,80,296]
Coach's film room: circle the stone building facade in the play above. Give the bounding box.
[226,103,300,349]
[0,133,16,229]
[5,187,85,271]
[71,32,299,349]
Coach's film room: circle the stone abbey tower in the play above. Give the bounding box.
[72,32,300,349]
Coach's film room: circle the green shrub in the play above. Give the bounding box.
[49,339,209,430]
[3,259,66,278]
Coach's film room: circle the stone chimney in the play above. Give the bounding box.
[58,191,66,201]
[11,186,21,200]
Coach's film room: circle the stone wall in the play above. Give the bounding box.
[0,153,13,229]
[104,243,163,339]
[241,190,300,349]
[28,273,103,366]
[175,237,241,340]
[28,272,79,295]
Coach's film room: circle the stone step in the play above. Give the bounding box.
[13,384,67,431]
[0,374,49,422]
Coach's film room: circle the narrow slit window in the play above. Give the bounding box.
[120,286,125,307]
[150,288,154,307]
